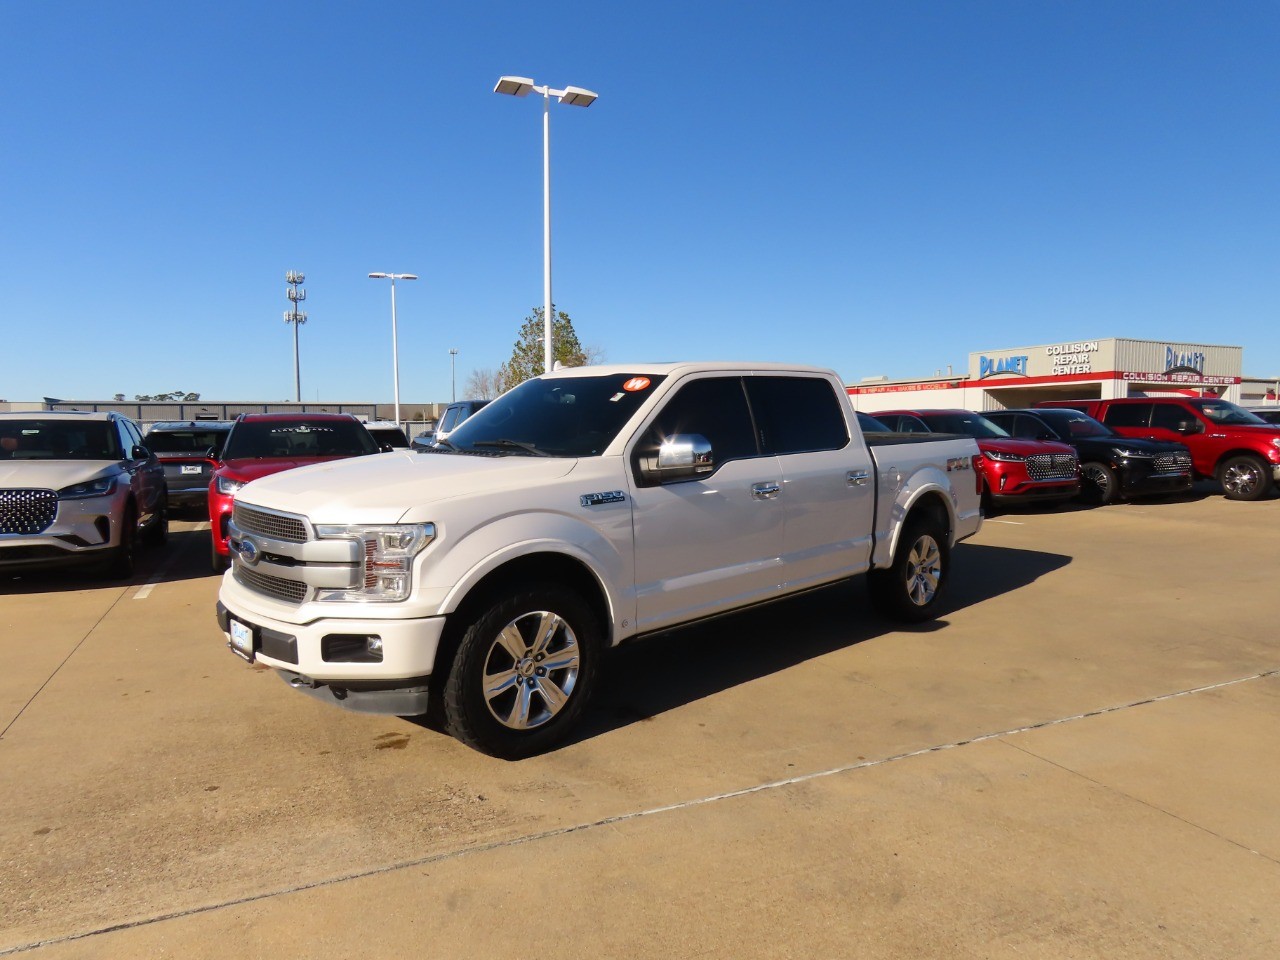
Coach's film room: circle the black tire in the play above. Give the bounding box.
[1218,455,1271,501]
[104,504,137,580]
[443,584,602,759]
[143,493,169,547]
[211,540,229,573]
[867,517,950,622]
[1079,462,1118,505]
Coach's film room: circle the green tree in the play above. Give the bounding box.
[498,307,589,393]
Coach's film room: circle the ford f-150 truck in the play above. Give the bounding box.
[216,363,984,757]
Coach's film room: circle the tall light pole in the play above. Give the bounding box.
[493,75,598,376]
[449,347,459,402]
[284,271,307,402]
[368,272,418,427]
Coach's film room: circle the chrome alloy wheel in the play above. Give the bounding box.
[905,534,942,607]
[1081,463,1113,500]
[1222,460,1263,498]
[482,610,580,730]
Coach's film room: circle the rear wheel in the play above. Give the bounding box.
[1079,462,1118,505]
[868,517,950,622]
[1218,455,1271,501]
[443,584,601,758]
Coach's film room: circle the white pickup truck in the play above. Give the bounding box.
[216,363,982,757]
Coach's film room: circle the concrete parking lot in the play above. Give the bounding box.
[2,491,1278,959]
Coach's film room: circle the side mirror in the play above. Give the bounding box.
[639,434,714,484]
[132,444,151,460]
[1038,432,1058,442]
[1176,420,1203,435]
[380,443,393,453]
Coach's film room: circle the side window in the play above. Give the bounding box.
[984,413,1013,435]
[638,377,759,467]
[745,376,848,455]
[116,421,136,458]
[1103,403,1152,428]
[1150,403,1193,431]
[899,416,930,434]
[438,407,461,433]
[1012,415,1045,440]
[125,420,145,452]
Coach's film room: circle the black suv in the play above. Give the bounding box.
[144,421,234,510]
[984,408,1193,504]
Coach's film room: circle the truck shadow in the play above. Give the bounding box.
[569,542,1070,746]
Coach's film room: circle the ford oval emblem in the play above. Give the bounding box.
[237,538,259,566]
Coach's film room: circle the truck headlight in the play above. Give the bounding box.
[983,450,1026,463]
[58,476,118,500]
[312,523,435,602]
[215,476,245,496]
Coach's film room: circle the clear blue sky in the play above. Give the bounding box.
[2,1,1277,403]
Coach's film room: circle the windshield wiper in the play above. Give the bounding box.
[472,438,550,457]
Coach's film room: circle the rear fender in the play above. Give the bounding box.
[872,467,959,569]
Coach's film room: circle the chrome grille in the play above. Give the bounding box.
[1026,453,1078,481]
[233,504,307,543]
[0,489,57,535]
[234,566,307,604]
[1154,453,1193,474]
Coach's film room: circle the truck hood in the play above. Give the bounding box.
[0,461,118,491]
[218,456,358,484]
[235,450,579,524]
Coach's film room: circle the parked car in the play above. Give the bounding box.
[208,414,381,571]
[0,411,167,577]
[1245,406,1280,425]
[215,363,984,757]
[856,411,892,433]
[1036,397,1280,501]
[362,421,410,449]
[984,408,1193,504]
[875,408,1080,509]
[433,400,491,444]
[144,421,234,512]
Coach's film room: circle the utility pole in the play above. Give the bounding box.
[449,348,459,402]
[284,271,308,402]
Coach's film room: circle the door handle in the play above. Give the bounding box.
[751,482,781,500]
[847,470,870,487]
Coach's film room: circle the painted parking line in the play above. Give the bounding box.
[985,519,1024,525]
[133,522,209,601]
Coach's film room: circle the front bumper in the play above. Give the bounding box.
[0,494,124,570]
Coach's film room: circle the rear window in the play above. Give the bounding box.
[147,429,229,455]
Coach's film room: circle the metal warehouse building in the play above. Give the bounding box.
[846,337,1273,413]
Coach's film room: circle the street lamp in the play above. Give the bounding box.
[368,272,418,427]
[449,348,459,402]
[493,75,598,375]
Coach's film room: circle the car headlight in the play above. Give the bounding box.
[1271,438,1280,451]
[58,476,118,500]
[983,449,1026,463]
[1112,448,1154,459]
[312,523,435,602]
[215,476,245,496]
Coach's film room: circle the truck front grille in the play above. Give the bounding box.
[0,489,57,534]
[234,504,307,543]
[1154,453,1193,474]
[234,566,307,604]
[1026,454,1078,481]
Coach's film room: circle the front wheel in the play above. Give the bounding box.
[1218,455,1271,501]
[143,493,169,547]
[443,585,601,759]
[104,504,137,580]
[1079,462,1118,505]
[867,518,950,622]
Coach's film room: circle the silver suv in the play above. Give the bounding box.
[0,411,168,577]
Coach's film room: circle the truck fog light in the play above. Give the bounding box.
[367,637,383,654]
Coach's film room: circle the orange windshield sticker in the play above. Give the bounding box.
[622,377,651,392]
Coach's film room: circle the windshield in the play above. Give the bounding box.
[1193,400,1268,425]
[443,373,668,457]
[222,419,379,459]
[1037,410,1113,439]
[919,412,1010,439]
[0,420,121,460]
[146,428,229,455]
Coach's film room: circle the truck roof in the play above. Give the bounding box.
[540,361,842,380]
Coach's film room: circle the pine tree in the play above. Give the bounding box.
[498,307,589,393]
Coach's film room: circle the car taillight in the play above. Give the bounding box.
[972,454,983,495]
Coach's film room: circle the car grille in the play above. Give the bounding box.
[1154,453,1193,474]
[234,565,307,604]
[1026,454,1078,481]
[233,504,307,543]
[0,489,58,535]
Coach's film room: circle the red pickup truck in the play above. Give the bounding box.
[208,414,381,570]
[1035,397,1280,501]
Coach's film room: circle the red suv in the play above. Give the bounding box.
[208,414,380,570]
[1036,397,1280,501]
[876,409,1080,510]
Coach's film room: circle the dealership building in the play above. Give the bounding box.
[847,337,1277,414]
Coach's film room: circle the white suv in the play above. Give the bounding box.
[0,411,168,577]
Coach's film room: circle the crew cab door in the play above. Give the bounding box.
[744,375,875,589]
[626,376,785,634]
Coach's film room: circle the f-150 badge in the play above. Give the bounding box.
[580,491,627,507]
